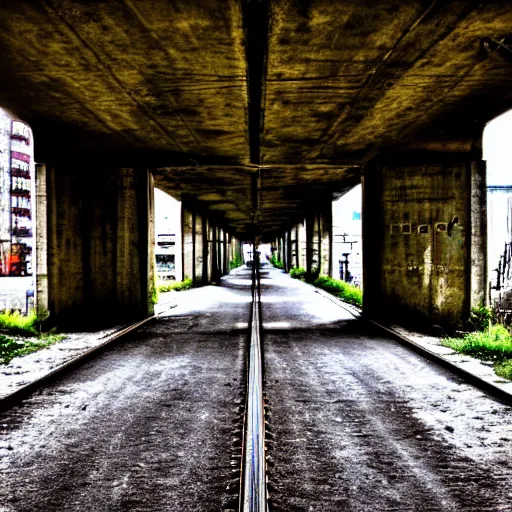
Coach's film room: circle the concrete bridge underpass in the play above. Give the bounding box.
[0,0,510,329]
[2,4,512,510]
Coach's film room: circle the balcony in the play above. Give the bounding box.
[12,227,32,238]
[11,207,31,218]
[10,133,30,144]
[11,168,30,179]
[11,189,31,199]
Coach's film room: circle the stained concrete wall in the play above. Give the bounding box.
[40,165,154,328]
[363,160,487,328]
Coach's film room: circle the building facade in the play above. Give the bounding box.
[0,111,33,276]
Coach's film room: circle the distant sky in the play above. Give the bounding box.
[483,109,512,186]
[154,188,180,235]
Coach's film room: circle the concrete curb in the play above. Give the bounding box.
[313,288,512,405]
[0,315,156,412]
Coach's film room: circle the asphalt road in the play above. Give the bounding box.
[0,268,253,512]
[262,268,512,511]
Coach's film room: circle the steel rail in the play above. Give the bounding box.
[241,264,267,512]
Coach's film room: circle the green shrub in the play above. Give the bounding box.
[468,305,497,331]
[495,359,512,380]
[0,309,41,336]
[290,267,306,280]
[441,325,512,361]
[313,275,363,307]
[158,277,193,293]
[229,255,243,270]
[269,254,284,269]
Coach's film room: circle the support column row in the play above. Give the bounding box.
[274,204,332,280]
[181,203,239,286]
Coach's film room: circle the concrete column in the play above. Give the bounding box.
[313,214,321,273]
[470,161,487,307]
[305,213,315,280]
[45,165,154,328]
[291,226,298,268]
[284,230,291,272]
[201,214,208,285]
[206,220,213,282]
[226,233,232,271]
[217,228,223,279]
[210,222,219,282]
[217,227,223,276]
[298,221,307,269]
[363,159,487,328]
[222,230,228,274]
[35,163,49,316]
[194,211,203,284]
[182,207,194,281]
[147,172,156,314]
[320,209,332,277]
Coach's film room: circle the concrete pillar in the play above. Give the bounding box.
[313,214,321,273]
[226,233,233,271]
[206,220,213,282]
[285,229,292,272]
[291,225,298,268]
[35,163,48,316]
[320,209,332,277]
[210,223,219,282]
[470,161,487,307]
[305,213,315,280]
[194,211,204,284]
[363,159,487,328]
[201,215,208,285]
[43,165,154,328]
[298,221,307,269]
[182,207,194,281]
[222,230,228,274]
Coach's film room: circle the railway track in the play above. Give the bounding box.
[240,264,267,512]
[1,266,512,511]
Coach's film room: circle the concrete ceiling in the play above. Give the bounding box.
[0,0,511,236]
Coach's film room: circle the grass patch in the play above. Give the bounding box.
[442,325,512,381]
[290,267,307,280]
[0,333,64,365]
[313,275,362,307]
[0,309,66,364]
[289,270,362,305]
[269,254,284,269]
[0,309,42,336]
[158,277,193,293]
[441,325,512,361]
